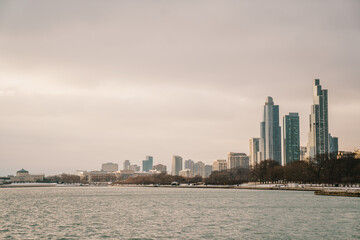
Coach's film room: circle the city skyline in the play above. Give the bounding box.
[1,1,359,175]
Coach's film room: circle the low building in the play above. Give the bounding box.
[86,171,117,182]
[129,164,141,172]
[337,151,355,159]
[10,169,45,183]
[117,170,135,180]
[227,153,249,169]
[153,164,167,173]
[0,177,11,185]
[101,162,118,172]
[212,159,227,172]
[179,169,192,178]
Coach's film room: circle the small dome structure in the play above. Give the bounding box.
[16,169,29,177]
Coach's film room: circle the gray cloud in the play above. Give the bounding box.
[0,0,359,175]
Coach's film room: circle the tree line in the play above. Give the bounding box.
[41,155,359,185]
[209,155,360,185]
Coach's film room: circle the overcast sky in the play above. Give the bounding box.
[0,0,359,175]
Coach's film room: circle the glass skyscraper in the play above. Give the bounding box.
[171,155,183,175]
[142,155,153,172]
[283,113,300,165]
[306,79,329,159]
[249,137,260,167]
[259,96,281,164]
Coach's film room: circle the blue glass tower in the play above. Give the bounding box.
[260,97,281,164]
[283,113,300,165]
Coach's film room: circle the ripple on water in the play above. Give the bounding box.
[0,187,359,239]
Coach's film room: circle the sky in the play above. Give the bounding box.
[0,0,359,176]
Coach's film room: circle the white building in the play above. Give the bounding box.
[249,138,260,167]
[227,153,249,169]
[179,169,192,178]
[10,169,45,182]
[101,162,118,172]
[212,159,227,172]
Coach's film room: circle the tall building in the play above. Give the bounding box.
[123,160,130,170]
[227,152,249,169]
[193,161,205,177]
[212,159,227,172]
[283,113,300,165]
[142,156,153,172]
[306,79,329,159]
[171,155,183,175]
[329,134,339,156]
[101,162,118,172]
[205,165,212,177]
[249,138,260,167]
[259,96,282,164]
[184,159,194,174]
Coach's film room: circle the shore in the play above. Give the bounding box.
[2,183,359,197]
[113,183,360,197]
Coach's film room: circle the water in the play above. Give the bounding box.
[0,187,359,239]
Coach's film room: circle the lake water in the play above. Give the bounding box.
[0,187,359,239]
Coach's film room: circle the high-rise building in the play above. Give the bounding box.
[142,156,153,172]
[259,96,282,164]
[101,162,118,172]
[283,113,300,165]
[193,161,205,177]
[171,155,183,175]
[184,159,194,174]
[249,138,260,167]
[153,164,167,173]
[212,159,227,172]
[329,134,339,156]
[306,79,329,159]
[205,165,212,177]
[227,153,249,169]
[123,160,130,170]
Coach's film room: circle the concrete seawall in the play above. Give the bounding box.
[314,190,360,197]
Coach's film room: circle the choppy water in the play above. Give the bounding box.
[0,187,359,239]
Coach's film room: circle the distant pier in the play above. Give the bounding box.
[314,190,360,197]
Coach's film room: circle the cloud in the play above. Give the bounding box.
[0,0,359,175]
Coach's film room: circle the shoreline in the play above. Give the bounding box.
[2,183,359,197]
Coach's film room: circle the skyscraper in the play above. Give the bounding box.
[193,161,205,177]
[329,134,339,156]
[142,156,153,172]
[249,138,260,167]
[259,96,282,164]
[184,159,194,174]
[205,165,212,177]
[171,155,183,175]
[123,160,130,170]
[283,113,300,165]
[307,79,329,159]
